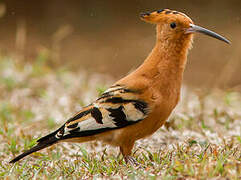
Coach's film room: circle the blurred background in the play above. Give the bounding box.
[1,1,241,177]
[0,0,240,89]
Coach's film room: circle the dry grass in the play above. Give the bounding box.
[0,54,240,179]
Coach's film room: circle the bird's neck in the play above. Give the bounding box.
[137,35,192,94]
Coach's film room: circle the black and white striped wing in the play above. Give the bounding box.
[53,85,149,140]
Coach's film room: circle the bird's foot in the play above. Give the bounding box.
[124,155,144,169]
[124,155,138,165]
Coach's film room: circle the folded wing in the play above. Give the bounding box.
[54,84,149,140]
[10,85,149,163]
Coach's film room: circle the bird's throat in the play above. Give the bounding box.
[137,35,193,94]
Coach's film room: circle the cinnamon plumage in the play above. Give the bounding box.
[10,9,230,164]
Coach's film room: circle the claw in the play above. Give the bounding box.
[124,155,138,165]
[124,155,145,169]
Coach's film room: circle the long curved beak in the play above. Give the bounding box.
[186,24,230,44]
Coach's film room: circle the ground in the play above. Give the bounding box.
[0,54,240,179]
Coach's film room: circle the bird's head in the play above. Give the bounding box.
[140,9,230,47]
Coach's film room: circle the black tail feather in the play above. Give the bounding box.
[9,130,60,163]
[37,125,64,143]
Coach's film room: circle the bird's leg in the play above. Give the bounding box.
[120,143,139,166]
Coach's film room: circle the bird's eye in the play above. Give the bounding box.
[170,22,176,29]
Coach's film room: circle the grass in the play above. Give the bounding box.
[0,55,240,179]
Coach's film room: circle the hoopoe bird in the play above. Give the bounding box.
[10,9,230,164]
